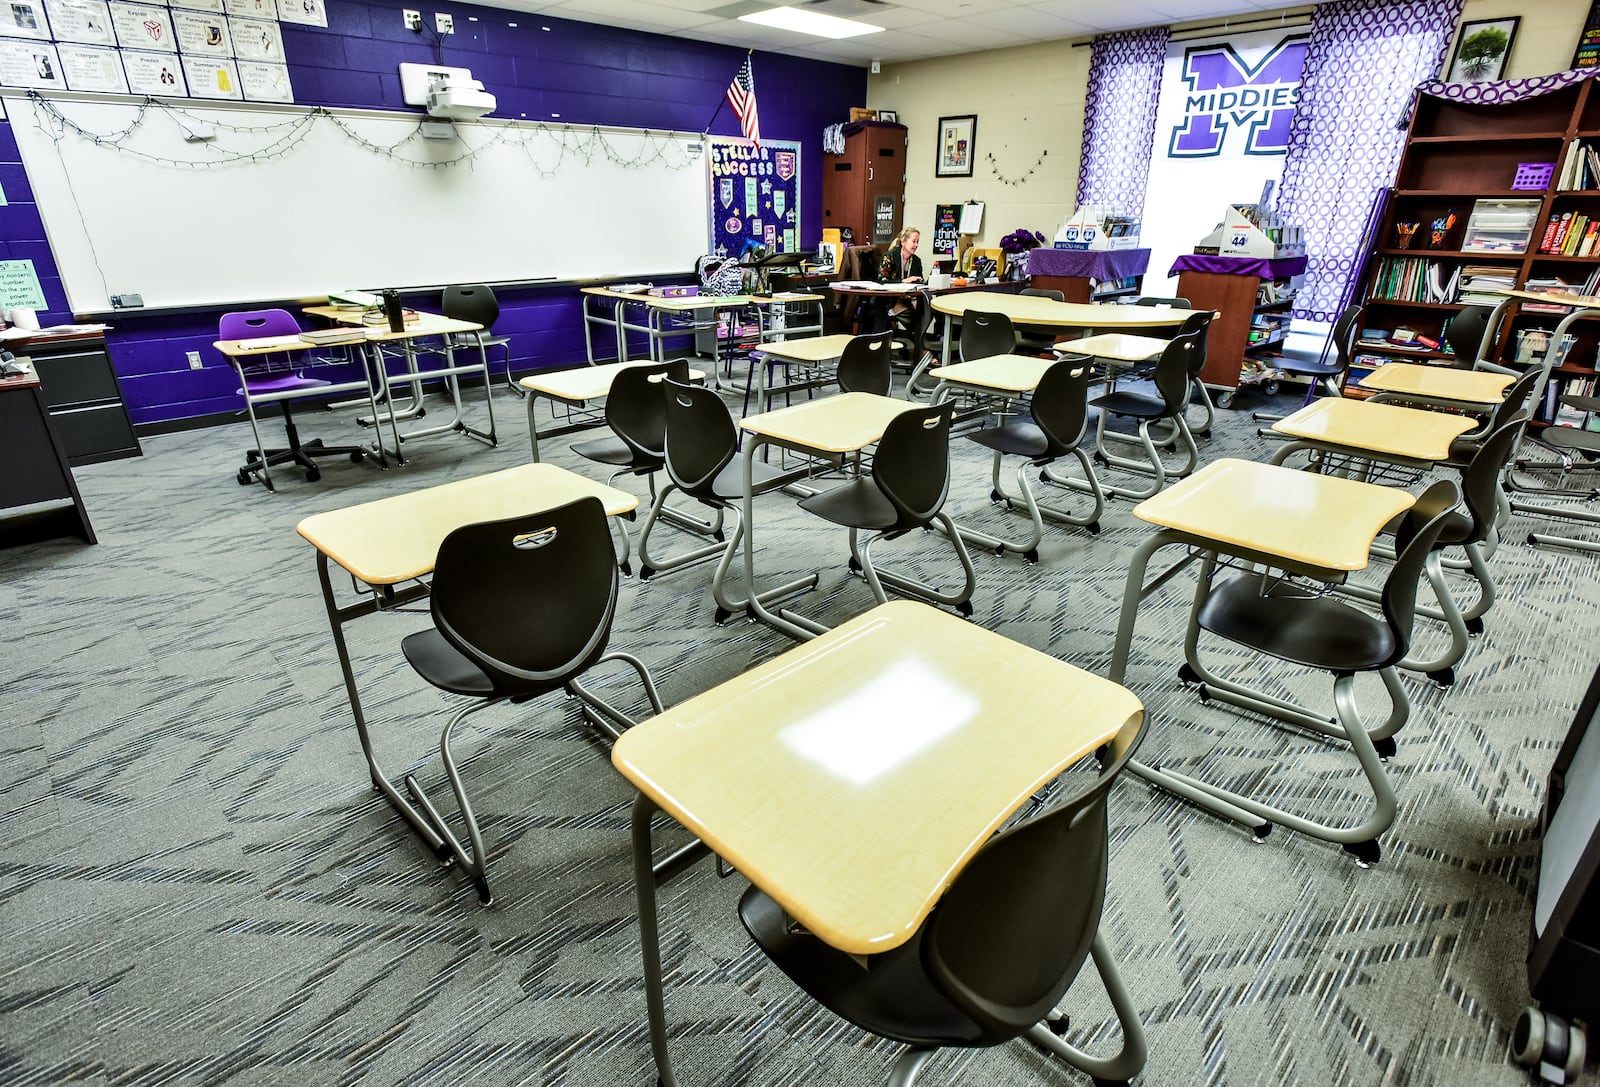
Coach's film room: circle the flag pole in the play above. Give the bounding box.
[703,49,753,136]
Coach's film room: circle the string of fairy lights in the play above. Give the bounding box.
[985,146,1048,187]
[25,90,704,177]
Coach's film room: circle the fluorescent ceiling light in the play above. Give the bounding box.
[739,7,884,39]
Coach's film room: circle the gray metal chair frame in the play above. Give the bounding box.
[1254,304,1361,428]
[1084,331,1203,500]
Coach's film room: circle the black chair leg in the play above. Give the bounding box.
[239,400,369,486]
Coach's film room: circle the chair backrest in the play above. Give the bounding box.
[219,308,300,340]
[840,245,883,283]
[1454,416,1529,546]
[1323,304,1361,373]
[1031,355,1095,454]
[1176,310,1214,377]
[662,377,739,499]
[441,284,500,329]
[1020,287,1065,302]
[921,709,1144,1042]
[606,358,690,461]
[1443,305,1491,369]
[1135,296,1191,309]
[1382,479,1464,667]
[871,401,956,532]
[1486,364,1544,435]
[428,497,617,692]
[960,309,1016,363]
[837,331,894,395]
[1151,331,1198,416]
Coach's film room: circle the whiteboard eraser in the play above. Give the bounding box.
[110,293,144,308]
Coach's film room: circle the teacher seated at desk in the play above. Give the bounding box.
[880,227,924,330]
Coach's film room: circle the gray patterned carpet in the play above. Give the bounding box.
[4,371,1596,1087]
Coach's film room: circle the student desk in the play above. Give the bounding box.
[734,392,922,640]
[212,329,398,469]
[1268,397,1476,471]
[1357,362,1513,413]
[1053,332,1171,370]
[517,358,707,462]
[611,599,1145,1087]
[578,287,823,375]
[303,306,498,451]
[748,332,855,413]
[295,464,638,864]
[1108,458,1417,853]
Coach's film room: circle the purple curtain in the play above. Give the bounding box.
[1076,27,1168,219]
[1278,0,1465,323]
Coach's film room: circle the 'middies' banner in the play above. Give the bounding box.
[1141,29,1308,292]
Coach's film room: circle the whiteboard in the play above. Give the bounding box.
[6,93,711,312]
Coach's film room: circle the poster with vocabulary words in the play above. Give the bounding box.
[43,0,112,45]
[58,42,126,90]
[230,16,279,61]
[171,8,228,55]
[171,0,225,12]
[275,0,322,27]
[224,0,276,20]
[237,57,288,100]
[0,0,50,39]
[180,51,238,97]
[120,46,184,93]
[108,2,174,51]
[0,39,61,86]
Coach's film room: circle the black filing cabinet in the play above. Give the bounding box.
[23,334,141,466]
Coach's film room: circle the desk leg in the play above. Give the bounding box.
[738,439,825,640]
[315,553,446,857]
[526,389,544,463]
[1108,529,1195,686]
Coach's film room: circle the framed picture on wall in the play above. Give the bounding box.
[878,109,898,124]
[1446,17,1519,82]
[936,114,976,178]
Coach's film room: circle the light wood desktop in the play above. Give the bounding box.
[302,305,498,451]
[1054,332,1171,365]
[749,332,856,413]
[578,287,823,375]
[1357,362,1513,412]
[612,599,1144,1086]
[733,392,922,640]
[517,358,707,462]
[1269,397,1476,469]
[296,464,638,862]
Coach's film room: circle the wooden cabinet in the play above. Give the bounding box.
[19,332,141,465]
[821,122,907,248]
[1356,78,1600,420]
[1171,256,1302,403]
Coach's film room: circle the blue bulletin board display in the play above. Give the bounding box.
[708,136,802,256]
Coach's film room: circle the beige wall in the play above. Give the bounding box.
[868,1,1591,254]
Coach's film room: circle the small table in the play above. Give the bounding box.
[735,392,923,640]
[1357,362,1513,413]
[295,464,638,864]
[927,291,1188,380]
[517,359,706,462]
[612,599,1145,1087]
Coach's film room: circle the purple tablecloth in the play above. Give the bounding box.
[1168,253,1309,279]
[1027,247,1150,280]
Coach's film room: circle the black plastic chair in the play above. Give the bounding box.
[740,710,1148,1087]
[837,330,895,396]
[1015,288,1064,355]
[636,379,816,622]
[1134,295,1191,310]
[1143,480,1463,866]
[796,401,977,616]
[1444,363,1543,465]
[959,355,1105,562]
[960,309,1016,362]
[400,497,662,905]
[440,284,515,392]
[1443,304,1491,369]
[1088,331,1202,500]
[1255,304,1360,425]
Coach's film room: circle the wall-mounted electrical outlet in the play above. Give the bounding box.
[403,9,421,30]
[434,12,453,33]
[186,350,203,370]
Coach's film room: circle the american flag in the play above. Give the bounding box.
[726,55,761,147]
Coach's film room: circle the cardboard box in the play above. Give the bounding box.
[849,107,877,123]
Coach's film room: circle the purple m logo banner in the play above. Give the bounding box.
[1168,35,1309,158]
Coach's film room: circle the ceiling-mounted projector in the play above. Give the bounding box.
[426,75,495,120]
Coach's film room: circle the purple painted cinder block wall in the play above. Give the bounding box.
[0,2,865,428]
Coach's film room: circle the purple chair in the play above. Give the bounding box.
[219,308,368,491]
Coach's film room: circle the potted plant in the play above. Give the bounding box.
[998,228,1047,279]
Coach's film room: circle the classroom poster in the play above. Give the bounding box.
[180,52,238,97]
[108,3,175,51]
[707,136,801,258]
[0,259,48,310]
[932,203,961,256]
[1574,2,1600,68]
[43,0,114,45]
[121,48,185,93]
[0,40,63,87]
[0,0,50,40]
[58,42,127,91]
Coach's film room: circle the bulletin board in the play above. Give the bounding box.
[707,136,801,256]
[0,0,319,102]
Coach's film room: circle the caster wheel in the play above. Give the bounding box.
[1250,823,1273,844]
[1217,391,1236,409]
[994,544,1007,556]
[1023,549,1039,564]
[848,557,862,575]
[1428,667,1456,689]
[1343,839,1381,867]
[305,467,321,482]
[236,469,251,485]
[416,407,427,418]
[639,566,656,582]
[956,600,974,618]
[1511,1007,1545,1069]
[990,488,1004,503]
[349,451,365,464]
[1178,663,1201,686]
[1263,380,1281,397]
[1086,520,1101,536]
[1466,617,1485,636]
[1196,685,1210,704]
[713,607,732,625]
[1374,736,1398,761]
[1163,442,1177,454]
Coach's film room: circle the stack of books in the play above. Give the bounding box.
[1537,212,1600,255]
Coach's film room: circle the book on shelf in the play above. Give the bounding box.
[1582,222,1600,257]
[1458,265,1516,306]
[1371,257,1459,303]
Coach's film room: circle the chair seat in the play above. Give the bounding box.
[968,421,1050,459]
[738,884,983,1048]
[797,476,897,530]
[1196,571,1397,673]
[240,373,331,396]
[1091,389,1164,418]
[401,629,497,697]
[1543,426,1600,453]
[447,332,511,349]
[705,457,788,503]
[1275,359,1343,378]
[572,434,657,470]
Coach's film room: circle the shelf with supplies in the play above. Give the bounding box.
[1357,77,1600,378]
